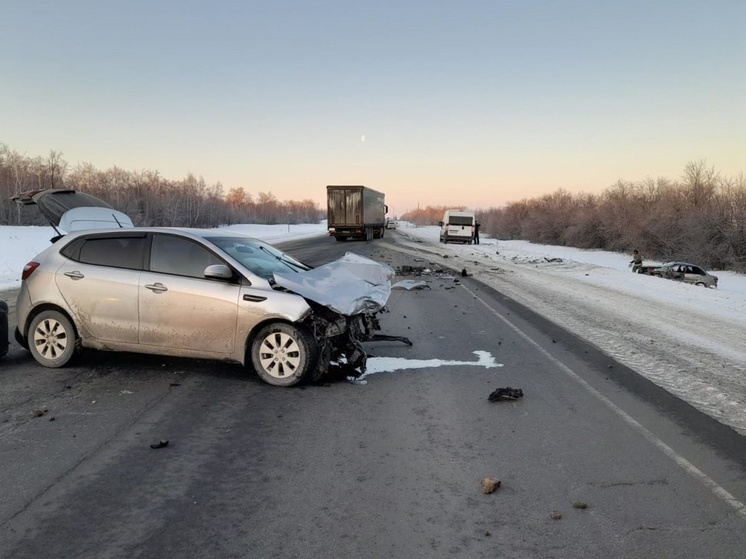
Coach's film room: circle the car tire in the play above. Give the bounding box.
[28,310,79,368]
[0,300,8,358]
[695,282,707,287]
[250,322,319,387]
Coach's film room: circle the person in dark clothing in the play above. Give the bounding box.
[630,249,643,273]
[474,222,481,245]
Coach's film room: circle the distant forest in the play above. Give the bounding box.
[3,145,744,272]
[0,144,325,228]
[401,161,746,272]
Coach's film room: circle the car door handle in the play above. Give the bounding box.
[243,294,267,302]
[145,283,168,293]
[63,271,85,280]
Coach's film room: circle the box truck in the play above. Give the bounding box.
[327,185,387,241]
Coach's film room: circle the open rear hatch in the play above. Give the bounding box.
[12,188,133,234]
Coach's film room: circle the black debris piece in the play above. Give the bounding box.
[370,334,413,346]
[150,440,169,449]
[488,387,524,402]
[461,268,468,277]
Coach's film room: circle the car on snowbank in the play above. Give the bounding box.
[637,261,718,288]
[12,189,395,386]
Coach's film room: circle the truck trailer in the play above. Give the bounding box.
[327,185,387,241]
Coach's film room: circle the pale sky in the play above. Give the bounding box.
[2,1,744,213]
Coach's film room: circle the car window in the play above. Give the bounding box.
[150,235,224,279]
[204,236,309,279]
[76,237,147,270]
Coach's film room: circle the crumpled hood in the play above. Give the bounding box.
[273,252,394,316]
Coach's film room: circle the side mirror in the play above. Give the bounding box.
[438,221,444,227]
[204,264,234,280]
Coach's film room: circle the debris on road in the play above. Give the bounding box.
[481,478,501,494]
[488,387,524,402]
[392,280,430,290]
[369,334,413,346]
[150,440,169,449]
[573,501,588,509]
[550,510,562,520]
[31,408,47,417]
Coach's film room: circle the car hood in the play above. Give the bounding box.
[273,252,394,315]
[12,188,133,232]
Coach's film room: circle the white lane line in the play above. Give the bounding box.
[463,284,746,521]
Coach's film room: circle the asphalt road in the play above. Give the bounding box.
[1,232,745,558]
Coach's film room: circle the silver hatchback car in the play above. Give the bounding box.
[14,190,394,387]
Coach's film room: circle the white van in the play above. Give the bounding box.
[439,210,476,244]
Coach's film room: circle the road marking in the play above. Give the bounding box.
[463,283,746,521]
[362,350,502,379]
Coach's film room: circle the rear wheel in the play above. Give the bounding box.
[250,323,319,387]
[0,301,8,358]
[28,310,79,368]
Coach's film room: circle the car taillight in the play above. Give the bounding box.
[21,261,40,280]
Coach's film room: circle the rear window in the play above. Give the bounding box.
[449,216,474,226]
[76,237,146,270]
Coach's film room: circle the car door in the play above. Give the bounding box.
[55,234,145,344]
[138,234,240,356]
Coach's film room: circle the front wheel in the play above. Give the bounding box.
[250,323,319,387]
[695,282,707,287]
[28,310,79,368]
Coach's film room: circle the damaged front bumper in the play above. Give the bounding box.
[303,303,411,382]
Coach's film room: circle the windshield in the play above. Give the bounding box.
[203,236,310,279]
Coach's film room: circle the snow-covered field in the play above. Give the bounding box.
[2,222,745,436]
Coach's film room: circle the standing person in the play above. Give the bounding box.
[630,249,643,273]
[474,222,481,245]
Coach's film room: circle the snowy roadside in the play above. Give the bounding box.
[393,224,746,437]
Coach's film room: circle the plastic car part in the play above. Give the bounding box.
[488,387,524,402]
[28,310,79,368]
[250,322,319,387]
